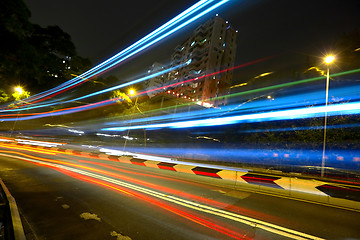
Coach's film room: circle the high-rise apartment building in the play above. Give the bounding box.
[143,62,167,98]
[170,16,237,107]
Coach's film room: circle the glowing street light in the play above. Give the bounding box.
[15,86,24,95]
[324,55,335,64]
[321,55,335,177]
[128,89,136,96]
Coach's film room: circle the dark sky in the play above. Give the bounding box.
[24,0,360,77]
[24,0,199,64]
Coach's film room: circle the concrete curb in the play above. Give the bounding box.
[0,179,26,240]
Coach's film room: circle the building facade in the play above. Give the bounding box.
[143,62,167,98]
[169,16,237,107]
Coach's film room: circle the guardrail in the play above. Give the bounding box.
[0,179,26,240]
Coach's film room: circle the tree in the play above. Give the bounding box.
[0,0,33,88]
[0,0,92,94]
[12,88,30,101]
[0,89,9,103]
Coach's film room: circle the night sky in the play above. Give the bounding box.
[24,0,360,78]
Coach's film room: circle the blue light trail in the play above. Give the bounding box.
[102,101,360,132]
[0,62,187,113]
[4,0,230,108]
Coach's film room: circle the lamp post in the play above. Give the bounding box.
[321,55,335,177]
[123,89,136,150]
[129,89,147,147]
[123,89,147,149]
[10,86,25,137]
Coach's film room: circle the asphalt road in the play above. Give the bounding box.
[0,146,359,240]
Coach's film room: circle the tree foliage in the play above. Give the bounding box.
[12,89,30,101]
[0,0,92,99]
[0,90,9,103]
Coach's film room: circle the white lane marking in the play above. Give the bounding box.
[0,152,324,240]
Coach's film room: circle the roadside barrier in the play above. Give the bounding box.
[3,140,360,211]
[0,179,26,240]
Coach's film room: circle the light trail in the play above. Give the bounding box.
[104,82,360,128]
[0,58,271,120]
[1,60,356,122]
[102,101,360,131]
[139,68,360,117]
[99,145,360,172]
[0,62,187,113]
[0,151,324,240]
[239,123,360,133]
[1,54,269,115]
[2,0,230,109]
[0,98,117,121]
[102,68,360,128]
[0,143,58,155]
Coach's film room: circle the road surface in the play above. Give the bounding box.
[0,145,359,240]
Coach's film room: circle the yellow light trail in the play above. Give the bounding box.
[254,72,273,78]
[0,143,57,155]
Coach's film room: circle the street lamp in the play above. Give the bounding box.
[128,89,136,96]
[321,55,335,177]
[14,86,24,95]
[128,88,139,105]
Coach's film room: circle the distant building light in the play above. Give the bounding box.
[68,129,84,135]
[123,136,134,140]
